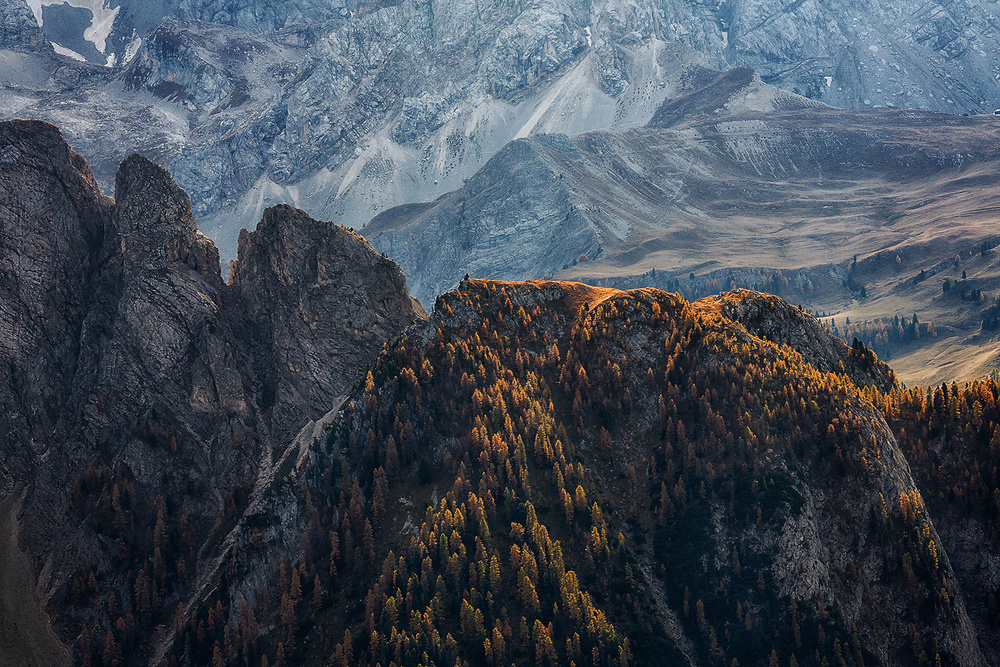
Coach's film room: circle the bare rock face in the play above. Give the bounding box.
[0,119,424,664]
[0,0,51,53]
[0,120,108,498]
[114,153,224,283]
[175,0,347,33]
[45,149,262,542]
[229,203,426,443]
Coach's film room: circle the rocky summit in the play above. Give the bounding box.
[229,203,426,444]
[0,119,424,666]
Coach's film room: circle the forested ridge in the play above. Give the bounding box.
[65,282,999,667]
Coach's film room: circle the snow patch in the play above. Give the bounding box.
[584,25,592,48]
[51,42,86,61]
[83,2,119,54]
[825,76,833,87]
[25,0,43,26]
[30,0,120,56]
[124,35,142,64]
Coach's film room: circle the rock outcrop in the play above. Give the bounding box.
[0,119,424,665]
[0,0,51,53]
[175,0,347,33]
[229,203,425,444]
[0,120,108,499]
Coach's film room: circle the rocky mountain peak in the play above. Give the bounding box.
[231,204,426,313]
[114,153,196,235]
[234,203,338,286]
[230,203,427,440]
[0,119,101,205]
[0,120,108,481]
[113,152,223,285]
[0,121,106,250]
[646,66,823,129]
[0,121,427,664]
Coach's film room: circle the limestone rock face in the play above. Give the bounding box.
[364,133,606,308]
[114,153,224,282]
[175,0,348,33]
[0,0,50,53]
[0,119,424,663]
[0,120,107,498]
[229,204,426,443]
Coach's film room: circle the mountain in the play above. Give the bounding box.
[150,279,997,667]
[7,0,1000,264]
[0,119,424,665]
[364,69,1000,384]
[16,0,1000,113]
[1,0,716,263]
[3,122,1000,663]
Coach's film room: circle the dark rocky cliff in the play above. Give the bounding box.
[0,119,424,664]
[229,204,426,445]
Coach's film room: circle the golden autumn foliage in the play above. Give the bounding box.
[132,282,997,667]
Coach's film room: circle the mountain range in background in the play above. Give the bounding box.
[4,0,1000,249]
[367,66,1000,385]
